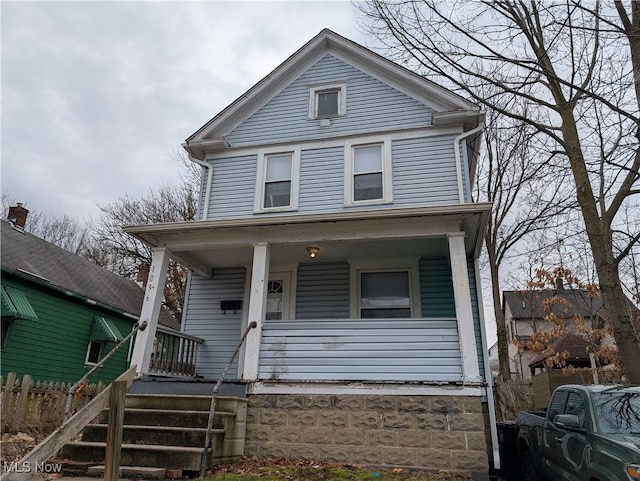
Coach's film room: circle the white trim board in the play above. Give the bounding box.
[248,381,484,397]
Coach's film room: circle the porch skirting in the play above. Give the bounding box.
[244,393,490,479]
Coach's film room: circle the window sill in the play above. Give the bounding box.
[254,206,298,214]
[344,199,394,208]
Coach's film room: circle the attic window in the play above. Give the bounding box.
[309,82,346,119]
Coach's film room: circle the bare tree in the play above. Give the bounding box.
[478,103,575,379]
[1,192,92,255]
[87,174,198,318]
[361,0,640,382]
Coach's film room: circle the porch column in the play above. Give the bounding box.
[130,247,171,375]
[447,232,481,383]
[242,242,270,381]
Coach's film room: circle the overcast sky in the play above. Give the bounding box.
[1,1,371,222]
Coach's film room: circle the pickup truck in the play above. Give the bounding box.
[516,384,640,481]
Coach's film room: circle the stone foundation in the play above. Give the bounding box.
[245,394,489,478]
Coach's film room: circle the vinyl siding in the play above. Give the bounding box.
[258,257,463,382]
[393,136,460,207]
[419,256,456,318]
[0,275,134,383]
[182,268,246,380]
[205,134,461,220]
[226,54,432,147]
[206,154,257,219]
[297,147,344,214]
[295,261,350,319]
[259,318,462,382]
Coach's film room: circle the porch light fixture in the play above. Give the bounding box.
[307,246,319,258]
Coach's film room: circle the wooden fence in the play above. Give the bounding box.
[1,373,105,434]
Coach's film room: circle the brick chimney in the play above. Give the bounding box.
[7,203,29,229]
[136,263,150,289]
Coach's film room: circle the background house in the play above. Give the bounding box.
[123,29,496,476]
[503,284,613,381]
[1,205,179,384]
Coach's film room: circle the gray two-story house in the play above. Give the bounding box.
[126,29,495,476]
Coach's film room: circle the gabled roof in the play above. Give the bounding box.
[0,221,179,330]
[503,289,605,321]
[184,28,482,158]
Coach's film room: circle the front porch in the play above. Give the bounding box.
[126,206,490,388]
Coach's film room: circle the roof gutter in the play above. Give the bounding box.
[1,267,140,321]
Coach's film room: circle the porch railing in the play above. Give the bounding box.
[148,325,204,378]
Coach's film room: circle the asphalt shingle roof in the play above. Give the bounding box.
[1,220,179,329]
[503,289,604,320]
[528,333,592,367]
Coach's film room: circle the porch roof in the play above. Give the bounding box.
[124,204,490,277]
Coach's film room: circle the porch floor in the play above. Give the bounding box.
[130,376,247,397]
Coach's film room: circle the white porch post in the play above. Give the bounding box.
[242,242,270,381]
[447,232,481,383]
[130,247,171,375]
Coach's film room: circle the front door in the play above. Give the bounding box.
[266,271,294,320]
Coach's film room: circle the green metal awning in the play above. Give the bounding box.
[90,316,124,343]
[1,286,38,322]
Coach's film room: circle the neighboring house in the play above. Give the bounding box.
[0,205,179,384]
[488,341,499,378]
[503,285,612,380]
[125,30,495,475]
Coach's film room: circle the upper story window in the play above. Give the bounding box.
[255,147,300,212]
[308,82,346,119]
[344,136,393,206]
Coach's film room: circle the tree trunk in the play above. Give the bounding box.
[592,246,640,383]
[559,108,640,384]
[487,240,511,380]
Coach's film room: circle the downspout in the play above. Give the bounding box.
[454,120,485,204]
[187,153,213,221]
[475,257,501,471]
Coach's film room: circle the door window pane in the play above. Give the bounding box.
[266,280,284,320]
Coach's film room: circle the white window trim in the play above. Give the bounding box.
[254,147,300,213]
[349,258,421,319]
[344,136,393,206]
[84,340,104,366]
[308,82,347,119]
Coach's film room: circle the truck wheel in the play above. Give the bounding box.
[521,449,540,481]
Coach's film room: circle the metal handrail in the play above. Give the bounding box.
[199,321,257,477]
[63,321,147,421]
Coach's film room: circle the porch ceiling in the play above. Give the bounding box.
[124,204,491,277]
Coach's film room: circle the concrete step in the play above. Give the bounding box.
[95,408,235,428]
[125,394,245,412]
[81,424,225,448]
[60,442,210,471]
